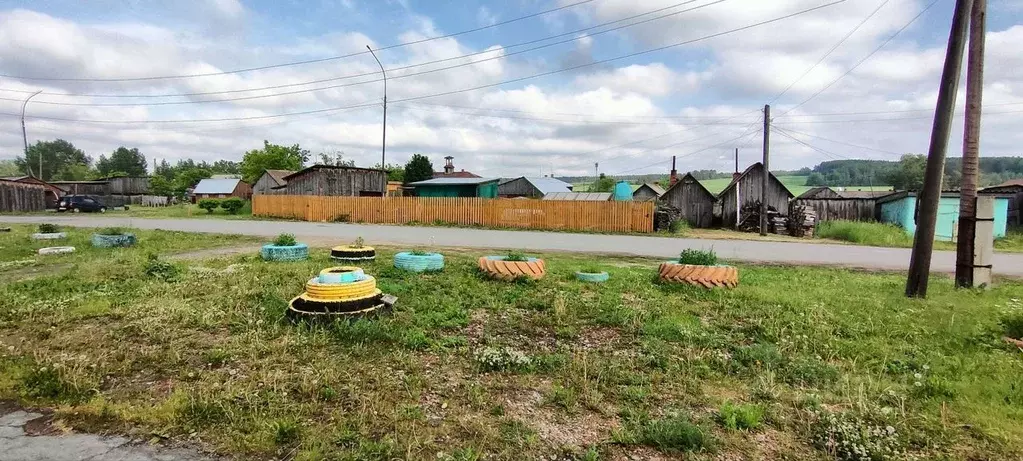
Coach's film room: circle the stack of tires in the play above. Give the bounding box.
[288,266,394,321]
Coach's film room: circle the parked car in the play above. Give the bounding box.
[57,195,107,213]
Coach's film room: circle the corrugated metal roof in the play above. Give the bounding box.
[523,177,573,195]
[193,178,241,194]
[542,192,612,201]
[407,178,499,186]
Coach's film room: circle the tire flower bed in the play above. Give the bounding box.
[261,233,308,261]
[478,253,546,281]
[575,270,609,283]
[32,224,66,241]
[92,228,136,248]
[331,237,375,261]
[287,266,396,321]
[658,248,738,288]
[38,246,75,255]
[394,251,444,272]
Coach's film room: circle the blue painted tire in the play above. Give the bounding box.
[318,267,366,284]
[575,271,609,283]
[91,233,136,248]
[261,243,309,261]
[394,252,445,272]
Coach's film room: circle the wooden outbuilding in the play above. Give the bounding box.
[192,178,253,203]
[498,177,572,198]
[719,162,794,229]
[660,173,716,228]
[50,180,109,196]
[2,175,66,208]
[632,183,666,202]
[982,180,1023,226]
[272,165,387,197]
[408,178,499,198]
[252,169,295,195]
[793,187,892,222]
[0,179,46,212]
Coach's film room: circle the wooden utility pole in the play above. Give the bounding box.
[761,105,770,236]
[734,147,739,174]
[906,0,974,298]
[955,0,987,288]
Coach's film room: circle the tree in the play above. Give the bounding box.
[210,160,240,175]
[154,159,174,181]
[374,162,404,182]
[149,176,173,197]
[0,159,20,177]
[173,167,212,198]
[97,147,147,177]
[16,139,91,181]
[805,172,827,186]
[591,173,615,192]
[53,163,98,181]
[317,150,355,167]
[240,141,309,184]
[403,154,434,184]
[197,199,220,214]
[888,154,927,191]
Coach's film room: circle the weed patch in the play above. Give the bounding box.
[717,402,765,431]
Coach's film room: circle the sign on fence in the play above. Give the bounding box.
[253,195,654,233]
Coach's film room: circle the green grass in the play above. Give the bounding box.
[816,220,913,247]
[106,203,253,219]
[0,239,1022,460]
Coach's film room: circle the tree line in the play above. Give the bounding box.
[806,156,1023,190]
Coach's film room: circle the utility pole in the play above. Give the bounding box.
[955,0,987,288]
[21,90,43,178]
[761,105,770,236]
[907,0,974,298]
[367,45,387,197]
[734,148,739,175]
[594,162,599,180]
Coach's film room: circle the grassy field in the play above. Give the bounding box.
[1,229,1022,460]
[816,220,1023,252]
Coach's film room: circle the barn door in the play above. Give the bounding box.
[689,203,701,227]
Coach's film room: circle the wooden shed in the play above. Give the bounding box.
[982,180,1023,226]
[192,178,252,203]
[252,169,295,195]
[273,165,386,197]
[660,173,716,228]
[719,163,794,229]
[50,180,109,196]
[498,177,572,198]
[633,183,666,202]
[2,176,66,208]
[0,179,46,212]
[102,176,150,195]
[793,187,892,222]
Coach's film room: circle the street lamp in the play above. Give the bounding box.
[366,45,387,196]
[21,90,43,178]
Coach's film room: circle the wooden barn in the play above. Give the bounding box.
[660,173,716,228]
[632,183,666,202]
[2,176,66,208]
[498,177,572,198]
[273,165,387,197]
[252,169,295,195]
[793,187,891,222]
[50,180,109,196]
[719,163,794,229]
[0,179,46,212]
[103,176,150,195]
[982,179,1023,226]
[192,178,252,203]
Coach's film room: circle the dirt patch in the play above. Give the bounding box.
[501,388,620,450]
[168,246,258,261]
[576,327,623,351]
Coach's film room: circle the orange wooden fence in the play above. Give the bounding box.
[253,195,654,233]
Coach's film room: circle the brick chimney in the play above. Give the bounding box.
[669,156,678,186]
[444,156,455,174]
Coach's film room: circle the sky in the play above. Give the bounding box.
[1,0,1022,178]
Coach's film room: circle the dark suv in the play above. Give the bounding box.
[57,195,107,213]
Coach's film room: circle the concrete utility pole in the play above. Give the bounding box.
[907,0,974,298]
[761,105,770,236]
[21,90,43,178]
[367,45,387,196]
[955,0,987,288]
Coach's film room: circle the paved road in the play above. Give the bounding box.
[2,215,1021,276]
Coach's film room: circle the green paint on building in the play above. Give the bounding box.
[408,178,499,198]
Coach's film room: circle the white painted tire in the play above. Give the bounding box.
[31,232,67,240]
[38,246,75,255]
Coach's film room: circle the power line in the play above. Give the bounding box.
[397,101,761,121]
[0,1,845,125]
[778,0,939,116]
[768,0,890,104]
[0,0,725,106]
[396,103,755,126]
[772,126,902,155]
[614,124,761,175]
[0,0,597,82]
[775,108,1023,124]
[773,127,851,160]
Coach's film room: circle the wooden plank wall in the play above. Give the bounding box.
[0,181,46,212]
[253,196,655,232]
[793,198,878,222]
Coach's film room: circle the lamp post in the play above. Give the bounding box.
[21,90,43,178]
[366,45,387,196]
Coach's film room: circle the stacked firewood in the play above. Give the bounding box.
[788,204,817,238]
[654,204,683,231]
[738,201,791,235]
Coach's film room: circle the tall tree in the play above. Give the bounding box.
[591,173,615,192]
[97,147,147,177]
[403,154,434,184]
[15,139,91,181]
[888,154,928,190]
[317,150,355,167]
[240,141,309,184]
[374,162,404,182]
[154,159,174,181]
[54,163,99,181]
[210,160,240,175]
[0,159,20,177]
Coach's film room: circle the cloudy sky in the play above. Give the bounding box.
[1,0,1021,177]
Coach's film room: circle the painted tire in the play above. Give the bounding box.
[38,246,75,255]
[575,271,610,283]
[31,232,66,240]
[261,243,309,261]
[318,267,366,284]
[658,262,739,288]
[92,233,136,248]
[394,252,444,272]
[305,276,378,300]
[330,245,376,261]
[0,227,11,232]
[478,256,546,281]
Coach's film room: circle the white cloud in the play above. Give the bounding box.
[477,6,497,27]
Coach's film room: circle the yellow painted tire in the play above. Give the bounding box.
[658,263,738,288]
[304,275,378,300]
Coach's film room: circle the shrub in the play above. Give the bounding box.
[678,248,717,265]
[1001,312,1023,339]
[505,250,529,262]
[668,219,689,234]
[816,220,911,247]
[717,402,765,431]
[197,199,220,214]
[473,346,532,372]
[219,197,244,214]
[144,253,180,282]
[273,233,297,247]
[98,227,125,236]
[38,224,61,233]
[812,410,904,461]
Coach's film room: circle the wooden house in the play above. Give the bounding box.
[408,178,499,198]
[498,177,572,198]
[273,165,386,196]
[982,179,1023,226]
[252,169,295,195]
[719,163,794,229]
[2,175,66,208]
[660,173,716,228]
[793,186,892,222]
[632,183,666,202]
[192,178,252,203]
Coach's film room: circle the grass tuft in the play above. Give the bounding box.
[817,220,911,247]
[272,233,297,246]
[678,248,717,265]
[620,414,711,453]
[37,223,61,234]
[504,250,529,262]
[717,402,765,431]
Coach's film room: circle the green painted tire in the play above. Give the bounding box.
[394,252,444,272]
[91,233,136,248]
[261,243,309,261]
[575,271,609,283]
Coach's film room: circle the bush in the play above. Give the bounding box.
[219,197,244,214]
[816,220,911,247]
[197,199,220,214]
[272,233,297,247]
[505,250,529,262]
[98,227,125,236]
[38,224,61,234]
[678,248,717,265]
[717,402,765,431]
[144,253,180,282]
[668,219,689,234]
